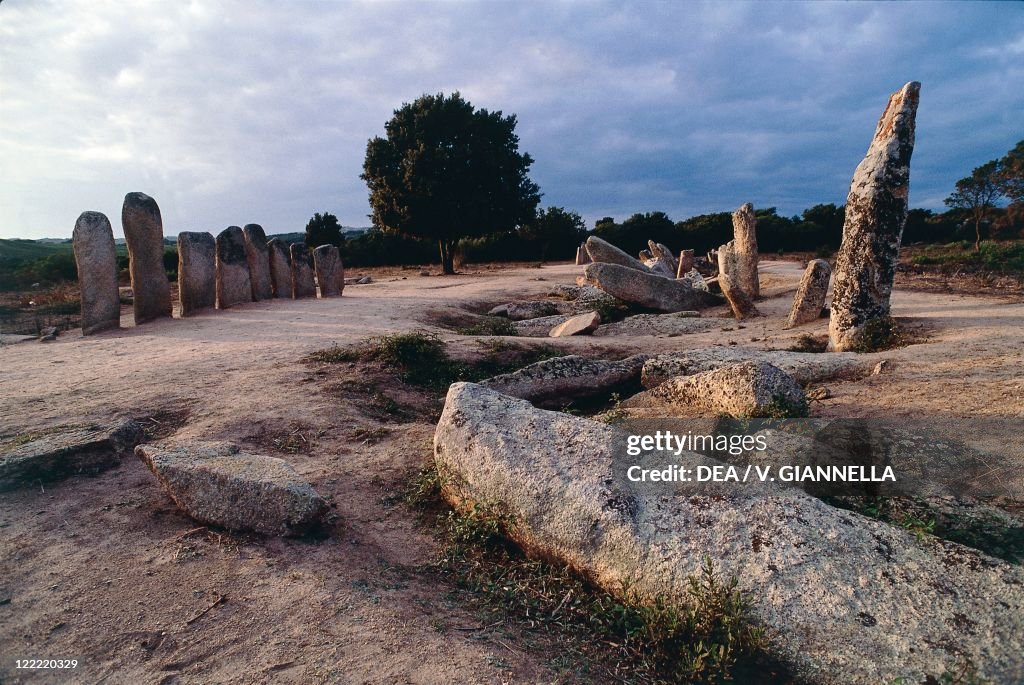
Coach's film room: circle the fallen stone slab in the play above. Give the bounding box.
[489,300,572,320]
[641,347,876,388]
[512,313,575,337]
[549,311,600,337]
[581,262,719,313]
[121,192,172,324]
[638,360,806,418]
[584,236,649,272]
[136,442,328,535]
[479,354,647,407]
[0,334,37,345]
[594,312,730,337]
[73,211,120,335]
[434,383,1024,684]
[786,259,832,328]
[0,421,144,491]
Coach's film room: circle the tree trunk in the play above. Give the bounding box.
[974,217,981,252]
[439,239,455,275]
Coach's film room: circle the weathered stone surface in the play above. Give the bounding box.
[434,383,1024,684]
[676,249,696,277]
[594,312,729,337]
[548,284,623,314]
[479,354,647,407]
[575,245,591,265]
[177,232,216,317]
[121,192,172,324]
[786,259,832,328]
[639,249,653,261]
[312,245,344,297]
[648,240,679,275]
[677,267,708,292]
[243,224,273,301]
[584,236,649,272]
[489,300,571,320]
[512,314,575,337]
[581,262,719,313]
[829,82,921,352]
[289,243,317,299]
[718,242,759,319]
[267,238,292,298]
[357,276,372,284]
[136,442,328,535]
[641,347,875,388]
[641,360,805,417]
[731,202,760,298]
[216,226,253,309]
[1,421,143,491]
[549,311,600,337]
[72,211,120,335]
[644,257,675,277]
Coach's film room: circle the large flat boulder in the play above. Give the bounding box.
[584,236,649,272]
[1,421,143,491]
[434,383,1024,684]
[641,347,876,388]
[136,442,328,535]
[512,313,575,337]
[489,300,572,321]
[581,262,719,313]
[640,360,806,418]
[594,312,730,337]
[549,311,600,337]
[479,354,647,407]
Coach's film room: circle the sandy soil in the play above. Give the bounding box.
[1,260,1022,684]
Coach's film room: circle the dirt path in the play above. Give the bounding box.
[1,261,1022,683]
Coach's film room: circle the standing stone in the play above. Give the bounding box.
[575,244,591,266]
[177,232,216,317]
[648,240,679,275]
[718,242,759,320]
[267,238,292,298]
[289,243,317,299]
[216,226,253,309]
[829,82,921,352]
[676,249,696,278]
[786,259,832,329]
[731,203,759,298]
[584,236,650,272]
[121,192,172,324]
[242,224,273,301]
[313,245,344,297]
[72,212,121,335]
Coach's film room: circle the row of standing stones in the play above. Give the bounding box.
[72,192,346,334]
[575,81,921,353]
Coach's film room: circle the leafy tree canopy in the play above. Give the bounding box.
[305,211,344,249]
[945,160,1003,251]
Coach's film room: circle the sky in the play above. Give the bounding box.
[1,1,1022,240]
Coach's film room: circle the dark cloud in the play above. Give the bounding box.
[1,1,1021,238]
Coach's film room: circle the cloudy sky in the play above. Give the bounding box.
[1,1,1022,239]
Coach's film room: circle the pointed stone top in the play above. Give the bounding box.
[874,81,920,147]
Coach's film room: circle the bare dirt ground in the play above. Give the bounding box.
[1,260,1022,684]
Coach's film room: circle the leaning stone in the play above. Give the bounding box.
[648,240,679,275]
[0,421,143,492]
[676,249,696,277]
[584,236,649,272]
[176,232,216,317]
[313,245,344,297]
[641,347,875,388]
[718,242,759,319]
[641,361,805,417]
[786,259,832,329]
[289,243,317,299]
[243,224,274,301]
[121,192,172,324]
[575,245,591,265]
[479,354,647,407]
[267,238,292,298]
[594,312,729,337]
[216,227,253,309]
[72,211,120,335]
[136,442,328,535]
[435,384,1024,683]
[731,202,760,298]
[829,82,921,352]
[549,311,600,337]
[581,262,719,313]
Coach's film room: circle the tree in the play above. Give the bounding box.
[997,139,1024,206]
[361,92,541,274]
[945,161,1002,251]
[521,206,588,260]
[305,212,343,248]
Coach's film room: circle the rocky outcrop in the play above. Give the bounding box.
[640,347,875,388]
[72,211,120,335]
[478,354,647,407]
[829,82,921,352]
[434,383,1024,684]
[641,361,806,417]
[1,421,143,491]
[549,311,600,337]
[512,314,575,337]
[593,312,730,337]
[289,243,317,299]
[121,192,172,324]
[267,238,292,298]
[177,231,216,317]
[786,259,832,328]
[581,262,719,313]
[313,244,344,297]
[216,226,253,309]
[584,236,649,272]
[243,224,274,301]
[136,442,328,535]
[489,300,571,321]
